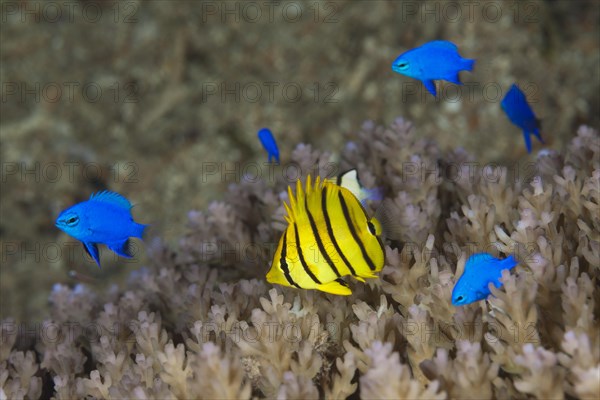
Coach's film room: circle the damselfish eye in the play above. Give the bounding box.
[397,62,408,70]
[67,216,79,225]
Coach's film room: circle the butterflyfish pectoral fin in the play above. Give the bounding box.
[83,241,101,267]
[317,279,352,296]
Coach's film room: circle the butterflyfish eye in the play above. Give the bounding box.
[367,221,376,235]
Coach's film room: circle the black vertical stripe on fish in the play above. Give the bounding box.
[338,191,377,271]
[335,278,349,287]
[321,187,357,276]
[280,230,301,289]
[293,223,322,284]
[305,193,342,278]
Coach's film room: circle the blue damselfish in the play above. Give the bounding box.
[258,128,280,164]
[501,84,544,153]
[392,40,475,97]
[452,253,518,306]
[55,191,146,267]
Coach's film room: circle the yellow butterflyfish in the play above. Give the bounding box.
[266,175,385,295]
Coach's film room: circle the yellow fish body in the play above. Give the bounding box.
[266,175,385,295]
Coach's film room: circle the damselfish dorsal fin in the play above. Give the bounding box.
[90,190,132,209]
[422,40,458,51]
[465,253,494,270]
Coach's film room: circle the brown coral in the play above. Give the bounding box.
[1,119,599,399]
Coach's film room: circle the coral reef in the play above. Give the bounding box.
[2,118,598,399]
[2,0,599,322]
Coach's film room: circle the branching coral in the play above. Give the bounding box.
[359,341,445,399]
[2,119,599,399]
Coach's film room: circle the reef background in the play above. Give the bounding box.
[1,0,599,399]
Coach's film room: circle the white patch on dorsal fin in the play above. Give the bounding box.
[90,190,132,209]
[336,169,362,198]
[422,40,458,51]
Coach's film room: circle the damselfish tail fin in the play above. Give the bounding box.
[463,58,475,71]
[133,223,147,239]
[502,255,519,270]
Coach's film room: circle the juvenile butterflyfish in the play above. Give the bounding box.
[266,175,385,295]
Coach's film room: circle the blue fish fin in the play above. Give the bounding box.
[462,58,475,72]
[361,187,384,204]
[90,191,132,209]
[423,40,458,51]
[533,127,544,144]
[107,239,134,258]
[133,223,147,239]
[423,80,437,96]
[523,130,533,153]
[502,255,519,270]
[83,242,101,267]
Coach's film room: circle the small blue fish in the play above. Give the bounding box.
[452,253,518,306]
[392,40,475,97]
[501,84,544,153]
[258,128,280,164]
[55,191,146,267]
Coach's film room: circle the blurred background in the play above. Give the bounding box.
[1,0,598,321]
